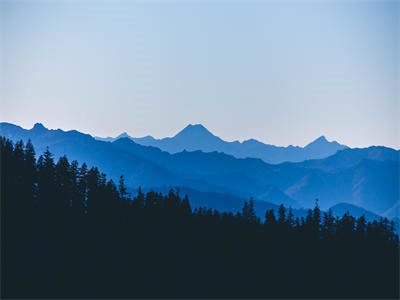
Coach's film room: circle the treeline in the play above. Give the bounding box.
[1,137,399,298]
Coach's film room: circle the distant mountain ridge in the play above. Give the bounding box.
[1,122,398,219]
[95,124,348,164]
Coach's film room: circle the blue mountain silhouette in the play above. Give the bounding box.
[95,124,348,164]
[1,122,398,218]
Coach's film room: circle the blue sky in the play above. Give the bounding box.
[1,0,398,148]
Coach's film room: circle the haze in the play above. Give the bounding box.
[1,0,398,148]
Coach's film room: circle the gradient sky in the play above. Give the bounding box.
[1,0,399,148]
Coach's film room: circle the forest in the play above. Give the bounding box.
[1,137,399,298]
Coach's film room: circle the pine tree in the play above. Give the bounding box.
[312,199,321,236]
[278,204,286,225]
[337,212,355,238]
[264,209,276,226]
[118,175,128,200]
[37,147,55,211]
[55,156,72,210]
[322,209,335,238]
[77,162,88,215]
[181,195,192,216]
[287,208,294,227]
[69,160,80,213]
[242,201,249,222]
[135,186,145,209]
[13,141,25,210]
[23,140,37,211]
[356,215,367,239]
[242,198,257,224]
[86,167,100,215]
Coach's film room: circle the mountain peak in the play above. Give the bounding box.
[306,135,329,147]
[314,135,329,143]
[32,123,47,131]
[175,124,214,137]
[315,135,328,142]
[302,135,347,159]
[185,123,208,131]
[117,132,130,139]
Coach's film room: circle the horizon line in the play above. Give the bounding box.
[1,120,399,151]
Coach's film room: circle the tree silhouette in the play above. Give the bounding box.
[1,137,398,299]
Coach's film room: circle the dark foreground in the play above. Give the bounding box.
[2,138,399,298]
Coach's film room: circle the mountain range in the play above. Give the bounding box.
[95,124,348,164]
[1,122,398,220]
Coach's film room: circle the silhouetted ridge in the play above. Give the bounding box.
[94,123,348,163]
[0,122,398,216]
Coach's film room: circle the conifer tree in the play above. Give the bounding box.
[181,195,192,216]
[118,175,128,200]
[55,156,72,210]
[37,147,55,211]
[287,208,294,227]
[356,215,367,239]
[312,199,321,236]
[264,209,276,226]
[322,209,335,238]
[23,140,37,210]
[135,186,145,209]
[278,204,286,225]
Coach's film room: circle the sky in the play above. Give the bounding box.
[1,0,399,148]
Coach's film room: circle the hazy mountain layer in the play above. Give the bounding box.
[1,122,398,217]
[95,124,348,164]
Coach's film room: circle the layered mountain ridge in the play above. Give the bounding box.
[1,122,398,219]
[95,123,348,164]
